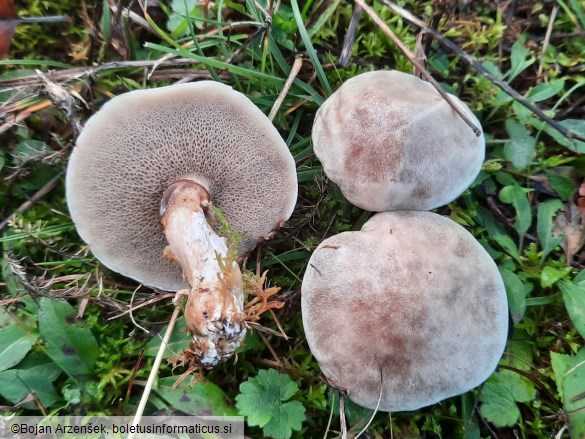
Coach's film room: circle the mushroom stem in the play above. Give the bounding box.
[160,180,246,366]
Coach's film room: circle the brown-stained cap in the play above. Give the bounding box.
[312,70,485,212]
[301,211,508,411]
[66,81,297,291]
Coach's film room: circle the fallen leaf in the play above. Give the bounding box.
[0,21,16,58]
[553,202,585,264]
[0,0,17,57]
[0,0,17,19]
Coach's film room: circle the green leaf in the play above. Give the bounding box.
[540,266,571,288]
[0,324,35,373]
[500,334,533,371]
[507,39,535,81]
[38,297,99,378]
[479,382,520,428]
[12,140,52,166]
[236,369,306,439]
[550,351,572,401]
[550,347,585,438]
[475,208,521,261]
[512,100,532,124]
[307,0,342,37]
[526,79,565,102]
[0,353,62,408]
[504,119,536,169]
[155,376,237,416]
[479,371,536,428]
[168,0,204,35]
[290,0,331,96]
[567,0,585,28]
[499,184,532,242]
[530,117,585,153]
[575,270,585,285]
[561,119,585,140]
[537,199,564,262]
[262,401,306,439]
[144,317,191,358]
[327,389,374,428]
[559,281,585,339]
[499,267,532,324]
[546,171,576,201]
[461,392,480,439]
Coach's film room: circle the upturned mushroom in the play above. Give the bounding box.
[301,211,508,411]
[312,70,485,211]
[66,81,297,366]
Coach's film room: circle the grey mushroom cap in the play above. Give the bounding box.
[301,211,508,412]
[312,70,485,211]
[66,81,297,291]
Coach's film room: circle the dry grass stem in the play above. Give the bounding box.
[268,55,304,121]
[0,170,65,230]
[107,293,177,320]
[537,5,559,81]
[339,5,363,67]
[353,0,482,137]
[129,305,182,439]
[379,0,585,144]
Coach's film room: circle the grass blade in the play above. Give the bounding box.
[290,0,331,96]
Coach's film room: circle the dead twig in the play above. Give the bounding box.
[378,0,585,145]
[107,292,177,320]
[0,170,65,231]
[0,59,217,90]
[268,55,303,121]
[537,5,559,82]
[339,5,362,67]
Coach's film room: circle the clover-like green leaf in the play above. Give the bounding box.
[262,401,306,439]
[479,371,536,427]
[236,369,306,439]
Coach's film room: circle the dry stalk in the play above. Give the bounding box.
[129,305,181,439]
[268,55,304,121]
[353,0,482,137]
[537,5,559,82]
[378,0,585,144]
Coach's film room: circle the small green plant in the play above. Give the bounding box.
[551,347,585,438]
[479,371,537,427]
[3,0,585,436]
[236,369,306,439]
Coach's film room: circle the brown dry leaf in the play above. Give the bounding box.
[0,0,17,58]
[553,202,585,264]
[0,21,16,58]
[0,0,17,18]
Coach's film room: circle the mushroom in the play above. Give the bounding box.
[301,211,508,411]
[66,81,297,365]
[312,70,485,211]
